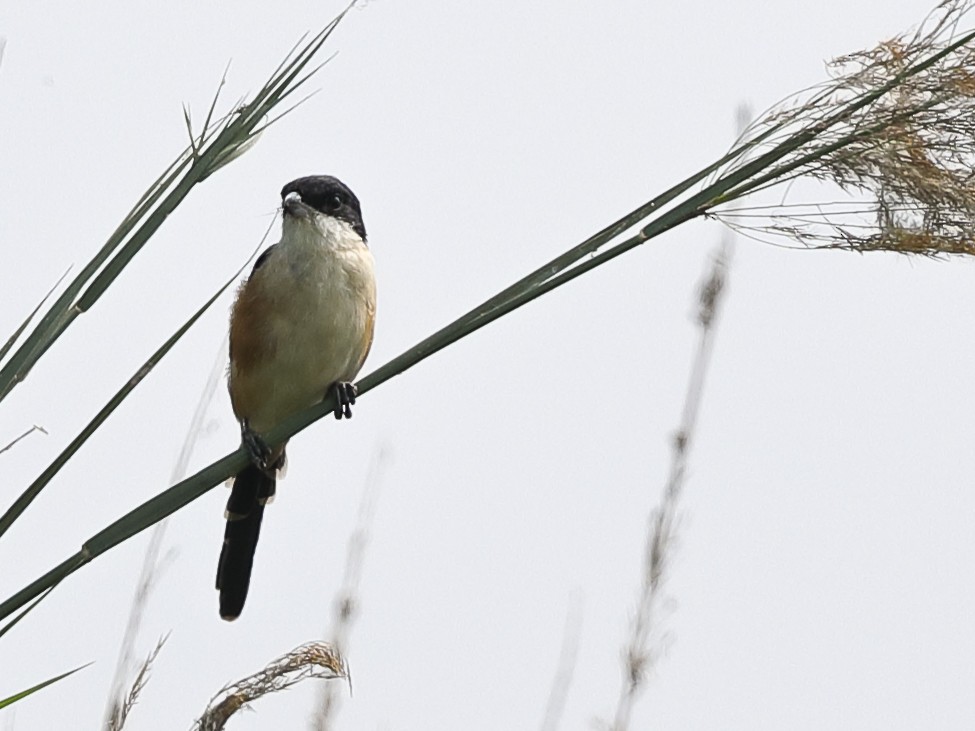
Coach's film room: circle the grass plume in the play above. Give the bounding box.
[192,642,346,731]
[716,0,975,256]
[105,635,169,731]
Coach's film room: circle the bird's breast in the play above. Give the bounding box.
[229,220,376,433]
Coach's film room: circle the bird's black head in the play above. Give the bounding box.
[281,175,366,241]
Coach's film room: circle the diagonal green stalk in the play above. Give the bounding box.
[452,119,790,328]
[72,15,347,315]
[0,8,969,624]
[0,663,92,709]
[0,127,866,621]
[0,265,245,541]
[708,29,975,209]
[359,56,932,389]
[0,154,194,402]
[0,7,353,404]
[0,268,70,366]
[436,24,968,338]
[0,587,55,640]
[714,94,946,206]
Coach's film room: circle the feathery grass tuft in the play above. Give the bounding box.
[193,642,347,731]
[716,0,975,256]
[105,635,169,731]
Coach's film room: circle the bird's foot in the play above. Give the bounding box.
[241,421,272,471]
[332,381,357,420]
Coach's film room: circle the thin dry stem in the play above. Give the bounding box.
[539,594,583,731]
[103,341,227,729]
[311,445,391,731]
[101,528,169,731]
[609,236,733,731]
[608,98,747,727]
[0,425,47,456]
[106,634,169,731]
[193,643,347,731]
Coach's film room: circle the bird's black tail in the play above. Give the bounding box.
[216,463,277,620]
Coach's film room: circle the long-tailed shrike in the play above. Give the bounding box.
[216,175,376,620]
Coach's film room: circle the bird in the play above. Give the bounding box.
[216,175,376,621]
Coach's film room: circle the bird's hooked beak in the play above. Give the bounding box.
[282,191,313,219]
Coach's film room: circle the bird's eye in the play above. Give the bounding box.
[325,194,343,211]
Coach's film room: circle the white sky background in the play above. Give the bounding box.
[1,0,974,729]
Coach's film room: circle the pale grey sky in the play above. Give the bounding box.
[1,1,974,729]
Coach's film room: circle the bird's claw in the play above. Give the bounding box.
[332,382,357,420]
[241,422,272,471]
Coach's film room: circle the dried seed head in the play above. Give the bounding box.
[715,0,975,258]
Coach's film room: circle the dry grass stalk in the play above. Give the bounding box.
[192,642,347,731]
[609,235,733,731]
[538,595,583,731]
[103,343,227,729]
[311,445,390,731]
[0,425,47,456]
[607,104,751,729]
[716,0,975,257]
[106,634,169,731]
[101,526,170,730]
